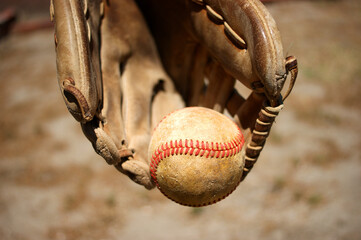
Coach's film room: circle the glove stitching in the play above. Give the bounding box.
[193,1,247,50]
[63,78,92,121]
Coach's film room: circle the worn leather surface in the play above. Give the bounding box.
[51,0,297,189]
[149,107,245,206]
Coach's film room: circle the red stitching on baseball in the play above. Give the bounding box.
[150,130,245,190]
[150,108,245,206]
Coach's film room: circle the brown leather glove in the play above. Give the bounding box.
[51,0,297,189]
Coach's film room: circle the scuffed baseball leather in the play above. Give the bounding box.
[51,0,297,189]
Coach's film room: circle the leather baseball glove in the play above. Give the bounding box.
[50,0,297,190]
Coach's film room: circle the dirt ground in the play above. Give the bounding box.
[0,0,360,240]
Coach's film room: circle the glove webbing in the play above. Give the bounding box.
[241,102,283,181]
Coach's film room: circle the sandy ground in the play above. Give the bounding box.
[0,0,360,239]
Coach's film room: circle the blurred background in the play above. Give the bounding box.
[0,0,360,239]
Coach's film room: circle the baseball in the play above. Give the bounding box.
[149,107,245,207]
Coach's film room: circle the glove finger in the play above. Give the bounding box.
[151,79,185,130]
[201,61,236,112]
[226,88,246,117]
[101,0,182,189]
[77,0,157,190]
[233,92,265,136]
[98,0,133,158]
[63,0,131,168]
[112,0,185,164]
[52,0,103,122]
[122,59,177,164]
[120,160,155,190]
[81,120,133,165]
[188,0,287,104]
